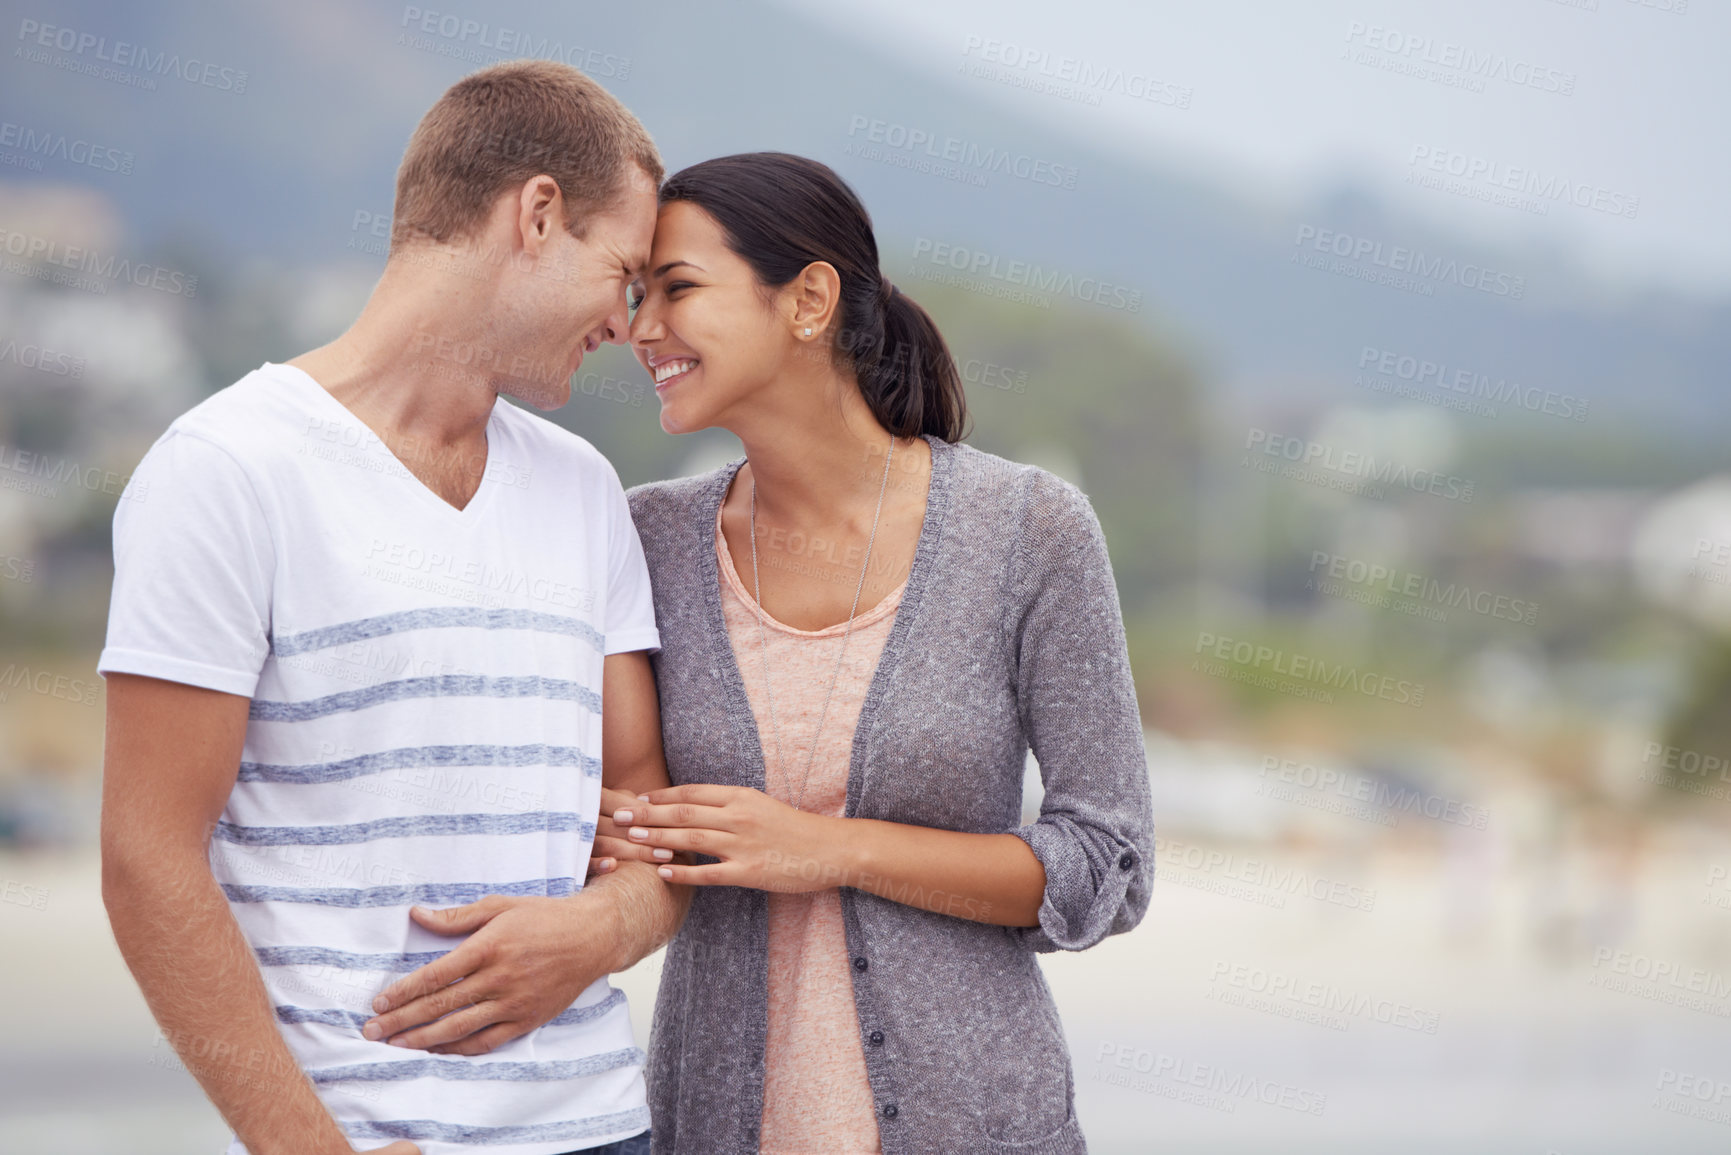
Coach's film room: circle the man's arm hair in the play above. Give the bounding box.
[100,673,414,1155]
[590,650,691,968]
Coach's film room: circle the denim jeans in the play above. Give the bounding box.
[560,1131,651,1155]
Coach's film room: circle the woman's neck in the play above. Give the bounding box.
[729,380,909,525]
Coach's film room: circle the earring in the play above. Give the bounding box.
[803,327,812,337]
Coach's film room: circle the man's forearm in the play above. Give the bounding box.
[104,850,350,1155]
[579,859,691,972]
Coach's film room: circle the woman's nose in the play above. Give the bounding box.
[629,303,661,344]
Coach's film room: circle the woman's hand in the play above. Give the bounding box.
[587,785,660,878]
[615,783,847,893]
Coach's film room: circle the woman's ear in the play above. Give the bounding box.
[788,261,842,340]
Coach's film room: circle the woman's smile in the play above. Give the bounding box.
[651,356,700,390]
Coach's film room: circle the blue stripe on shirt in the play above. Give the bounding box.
[272,606,604,657]
[223,876,578,907]
[275,989,626,1031]
[216,811,594,846]
[255,946,449,972]
[249,675,601,722]
[344,1106,650,1146]
[309,1046,642,1084]
[237,742,601,785]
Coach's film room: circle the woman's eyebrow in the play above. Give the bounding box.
[652,259,706,277]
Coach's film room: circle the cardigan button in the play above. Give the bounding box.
[1118,850,1135,870]
[853,956,868,972]
[869,1030,885,1046]
[882,1103,899,1119]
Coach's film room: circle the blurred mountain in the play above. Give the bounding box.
[0,0,1726,434]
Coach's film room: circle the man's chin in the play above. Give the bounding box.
[499,381,571,411]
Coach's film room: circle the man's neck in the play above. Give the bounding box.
[289,254,502,508]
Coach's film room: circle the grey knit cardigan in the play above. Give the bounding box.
[626,436,1154,1155]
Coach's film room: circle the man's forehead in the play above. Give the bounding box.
[616,187,659,270]
[588,208,655,272]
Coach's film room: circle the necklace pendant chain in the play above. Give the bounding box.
[748,437,898,814]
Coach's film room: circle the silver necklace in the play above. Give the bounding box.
[748,437,896,813]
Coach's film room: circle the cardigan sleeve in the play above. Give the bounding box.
[1004,470,1154,952]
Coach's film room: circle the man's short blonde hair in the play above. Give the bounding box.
[391,60,662,250]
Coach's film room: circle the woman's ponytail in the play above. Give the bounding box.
[659,152,970,443]
[860,279,966,442]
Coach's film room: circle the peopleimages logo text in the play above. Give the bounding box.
[0,228,197,298]
[1342,21,1575,95]
[1194,631,1424,708]
[1259,754,1490,828]
[0,120,133,174]
[960,36,1193,109]
[1294,226,1524,299]
[16,19,249,92]
[1358,345,1586,420]
[0,338,84,379]
[1308,550,1536,627]
[1408,146,1638,219]
[845,115,1078,189]
[1245,428,1476,504]
[910,238,1141,312]
[398,7,631,79]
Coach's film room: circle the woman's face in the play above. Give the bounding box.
[629,201,796,435]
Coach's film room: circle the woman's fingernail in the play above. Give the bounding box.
[362,1022,382,1041]
[652,848,673,860]
[657,866,674,879]
[372,995,389,1013]
[614,809,634,823]
[637,794,651,802]
[630,826,649,840]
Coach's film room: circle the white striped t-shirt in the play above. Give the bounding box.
[98,363,660,1154]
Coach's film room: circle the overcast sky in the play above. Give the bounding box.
[774,0,1728,294]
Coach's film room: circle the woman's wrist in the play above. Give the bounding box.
[826,814,878,893]
[823,817,872,893]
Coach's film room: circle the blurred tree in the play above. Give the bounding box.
[909,283,1203,622]
[1663,635,1731,777]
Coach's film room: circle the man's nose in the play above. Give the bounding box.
[601,290,631,345]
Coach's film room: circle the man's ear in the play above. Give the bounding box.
[516,175,566,255]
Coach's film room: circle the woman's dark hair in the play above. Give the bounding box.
[659,152,968,443]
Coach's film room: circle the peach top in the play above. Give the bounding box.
[715,504,903,1155]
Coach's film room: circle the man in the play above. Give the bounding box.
[99,61,681,1155]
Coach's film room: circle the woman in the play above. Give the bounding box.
[598,153,1152,1155]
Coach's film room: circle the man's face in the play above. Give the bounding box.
[493,170,657,409]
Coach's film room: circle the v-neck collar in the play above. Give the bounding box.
[694,435,955,807]
[270,361,505,523]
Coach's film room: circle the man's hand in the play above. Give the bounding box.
[368,652,693,1057]
[361,888,627,1056]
